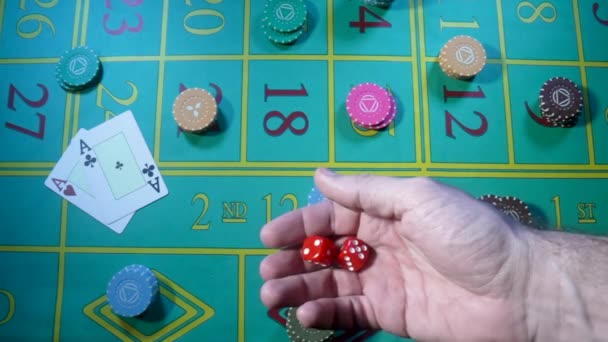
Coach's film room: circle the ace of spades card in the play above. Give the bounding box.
[44,129,133,233]
[77,111,168,224]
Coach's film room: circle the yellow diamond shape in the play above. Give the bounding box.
[83,270,214,341]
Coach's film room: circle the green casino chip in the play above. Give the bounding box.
[286,307,334,342]
[264,0,307,33]
[363,0,393,8]
[263,20,304,45]
[56,46,101,88]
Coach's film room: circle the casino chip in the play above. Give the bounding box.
[286,307,334,342]
[263,20,305,45]
[172,88,218,133]
[264,0,307,33]
[56,46,101,91]
[307,186,326,205]
[262,0,308,45]
[346,83,393,128]
[479,194,533,225]
[539,77,583,126]
[106,264,159,318]
[368,89,397,130]
[439,36,487,80]
[362,0,394,8]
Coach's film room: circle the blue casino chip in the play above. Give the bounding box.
[307,186,326,206]
[106,264,159,317]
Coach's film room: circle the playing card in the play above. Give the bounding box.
[45,129,133,233]
[78,110,168,223]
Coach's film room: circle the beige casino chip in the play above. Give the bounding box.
[439,35,487,79]
[172,88,218,133]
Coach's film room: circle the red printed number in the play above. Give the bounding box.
[103,0,144,35]
[443,85,486,102]
[524,101,555,127]
[350,6,391,33]
[264,83,308,102]
[263,111,308,136]
[593,3,608,25]
[5,84,48,139]
[445,110,488,138]
[263,84,310,136]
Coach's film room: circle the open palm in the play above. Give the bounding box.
[260,169,532,341]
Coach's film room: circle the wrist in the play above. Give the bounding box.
[523,229,593,342]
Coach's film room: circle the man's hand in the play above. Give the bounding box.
[259,169,533,341]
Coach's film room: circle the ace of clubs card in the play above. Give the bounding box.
[44,129,133,233]
[77,111,168,224]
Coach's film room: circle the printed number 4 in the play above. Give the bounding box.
[350,6,391,33]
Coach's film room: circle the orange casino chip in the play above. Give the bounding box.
[172,88,218,133]
[439,35,487,80]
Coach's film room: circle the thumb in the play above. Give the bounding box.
[314,169,442,220]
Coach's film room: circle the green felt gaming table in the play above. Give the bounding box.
[1,0,608,341]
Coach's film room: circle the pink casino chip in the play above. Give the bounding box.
[346,83,392,127]
[370,91,396,129]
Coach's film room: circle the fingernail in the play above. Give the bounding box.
[319,168,336,176]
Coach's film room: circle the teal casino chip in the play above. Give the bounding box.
[363,0,393,8]
[106,264,159,318]
[263,20,304,45]
[264,0,307,33]
[286,307,334,342]
[307,186,326,206]
[56,46,101,88]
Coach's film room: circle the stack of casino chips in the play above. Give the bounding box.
[361,0,394,8]
[286,307,334,342]
[106,264,159,318]
[346,82,397,130]
[172,87,218,134]
[478,194,533,226]
[262,0,308,45]
[538,77,584,128]
[439,35,487,80]
[55,46,102,92]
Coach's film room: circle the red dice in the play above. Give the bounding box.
[301,236,337,267]
[337,237,371,272]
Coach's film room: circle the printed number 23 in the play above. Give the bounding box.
[103,0,144,35]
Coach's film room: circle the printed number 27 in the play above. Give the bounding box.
[5,84,48,140]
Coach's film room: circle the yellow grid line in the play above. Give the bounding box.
[0,246,276,254]
[240,0,251,164]
[572,0,596,166]
[4,55,608,66]
[0,162,54,168]
[422,57,608,68]
[417,0,431,164]
[238,254,246,342]
[153,0,169,162]
[409,0,422,169]
[153,169,608,178]
[0,58,59,64]
[0,0,5,45]
[328,0,335,163]
[496,0,515,164]
[52,1,83,339]
[7,161,608,175]
[238,1,251,340]
[52,201,68,342]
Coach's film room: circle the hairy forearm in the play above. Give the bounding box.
[524,228,608,341]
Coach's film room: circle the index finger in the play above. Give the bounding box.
[259,200,360,249]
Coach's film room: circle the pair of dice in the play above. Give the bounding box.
[300,236,371,272]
